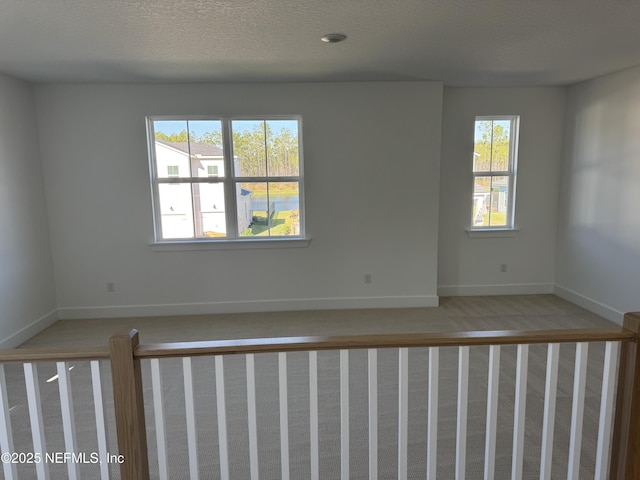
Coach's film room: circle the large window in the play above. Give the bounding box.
[147,117,304,242]
[471,116,519,229]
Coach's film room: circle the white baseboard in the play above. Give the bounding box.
[0,309,59,349]
[58,295,440,319]
[553,284,624,325]
[438,283,554,297]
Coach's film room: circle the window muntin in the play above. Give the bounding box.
[471,116,519,229]
[147,117,304,242]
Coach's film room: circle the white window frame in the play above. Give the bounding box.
[469,115,519,232]
[146,115,307,247]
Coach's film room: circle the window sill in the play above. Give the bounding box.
[150,238,311,251]
[466,228,519,239]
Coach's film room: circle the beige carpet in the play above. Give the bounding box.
[5,295,618,479]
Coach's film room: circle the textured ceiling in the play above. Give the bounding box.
[1,0,640,86]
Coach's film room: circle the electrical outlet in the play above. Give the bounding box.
[106,281,116,293]
[364,273,373,284]
[500,264,507,273]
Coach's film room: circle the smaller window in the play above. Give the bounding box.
[207,165,219,177]
[471,116,519,229]
[167,165,179,177]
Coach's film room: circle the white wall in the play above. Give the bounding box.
[0,74,57,346]
[438,88,566,295]
[34,82,443,318]
[556,66,640,323]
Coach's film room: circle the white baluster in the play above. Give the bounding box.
[23,363,49,480]
[567,343,588,480]
[246,354,259,480]
[90,361,110,480]
[484,346,500,480]
[57,362,79,480]
[183,357,199,480]
[368,349,378,480]
[456,346,469,480]
[340,349,349,480]
[151,358,169,480]
[0,365,17,480]
[512,344,529,480]
[427,347,439,480]
[279,352,290,480]
[309,351,319,480]
[595,342,620,480]
[398,348,409,480]
[215,356,229,480]
[540,344,559,480]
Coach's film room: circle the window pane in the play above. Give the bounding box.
[153,120,225,178]
[472,176,509,227]
[158,184,194,238]
[154,120,191,178]
[193,183,226,238]
[232,120,267,177]
[268,182,300,236]
[266,120,300,177]
[472,176,491,226]
[473,120,492,172]
[188,120,223,149]
[488,176,509,226]
[237,182,265,236]
[188,120,225,178]
[490,120,510,172]
[473,119,511,172]
[237,182,300,237]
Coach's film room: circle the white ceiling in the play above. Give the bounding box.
[2,0,640,86]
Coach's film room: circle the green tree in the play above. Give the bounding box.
[227,122,299,178]
[232,124,268,177]
[473,120,510,172]
[200,130,223,147]
[155,130,195,142]
[268,127,299,177]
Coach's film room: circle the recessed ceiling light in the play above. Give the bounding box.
[321,33,347,44]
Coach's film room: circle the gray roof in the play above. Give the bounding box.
[156,139,224,157]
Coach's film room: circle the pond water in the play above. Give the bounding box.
[250,195,299,211]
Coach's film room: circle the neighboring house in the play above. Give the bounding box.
[473,183,489,225]
[154,139,252,238]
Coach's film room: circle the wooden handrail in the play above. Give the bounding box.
[0,346,110,363]
[134,327,636,359]
[0,328,633,364]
